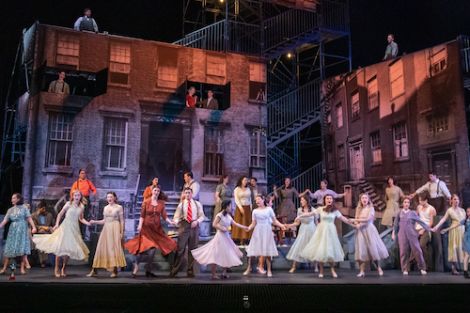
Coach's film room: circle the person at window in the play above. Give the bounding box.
[383,34,398,60]
[31,200,55,268]
[74,8,99,33]
[48,71,70,95]
[201,90,219,110]
[185,86,198,108]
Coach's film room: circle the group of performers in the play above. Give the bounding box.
[1,173,470,280]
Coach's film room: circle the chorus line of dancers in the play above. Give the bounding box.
[1,181,470,280]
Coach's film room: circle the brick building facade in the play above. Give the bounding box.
[22,24,267,207]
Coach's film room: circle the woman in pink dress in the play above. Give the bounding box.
[352,193,389,277]
[191,200,248,279]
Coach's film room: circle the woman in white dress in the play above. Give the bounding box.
[300,194,354,278]
[33,190,91,278]
[285,195,318,273]
[244,195,286,278]
[87,192,127,278]
[351,193,389,277]
[191,200,248,279]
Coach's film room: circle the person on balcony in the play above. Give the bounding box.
[301,180,345,206]
[48,71,70,95]
[383,34,398,60]
[201,90,219,110]
[74,8,99,33]
[185,86,198,108]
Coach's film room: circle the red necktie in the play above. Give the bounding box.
[187,200,193,223]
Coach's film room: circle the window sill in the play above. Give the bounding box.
[390,92,405,102]
[99,170,128,178]
[202,176,221,183]
[108,82,131,89]
[393,157,410,163]
[248,99,267,105]
[42,167,73,175]
[370,162,383,167]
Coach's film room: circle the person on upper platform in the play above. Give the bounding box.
[383,34,398,60]
[74,8,99,33]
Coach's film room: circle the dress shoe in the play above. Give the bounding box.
[145,271,157,278]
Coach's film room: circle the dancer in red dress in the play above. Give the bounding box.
[124,186,176,277]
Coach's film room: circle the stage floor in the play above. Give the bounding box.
[1,267,469,312]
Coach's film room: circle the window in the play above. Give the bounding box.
[367,76,379,110]
[393,122,408,160]
[327,144,334,169]
[351,91,360,119]
[206,54,226,84]
[250,128,266,168]
[204,127,224,176]
[46,113,73,167]
[249,62,267,101]
[157,46,178,88]
[103,118,128,170]
[370,131,382,164]
[336,103,343,128]
[430,47,447,76]
[56,33,79,67]
[427,115,449,136]
[389,59,404,99]
[109,42,131,85]
[338,144,345,170]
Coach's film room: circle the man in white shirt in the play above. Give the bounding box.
[301,180,345,206]
[416,191,436,271]
[183,171,200,201]
[170,187,206,278]
[73,8,99,33]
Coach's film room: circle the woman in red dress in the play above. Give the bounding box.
[185,86,198,108]
[125,186,176,277]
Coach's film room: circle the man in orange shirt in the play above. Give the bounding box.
[70,169,97,239]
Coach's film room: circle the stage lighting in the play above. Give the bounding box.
[286,52,293,59]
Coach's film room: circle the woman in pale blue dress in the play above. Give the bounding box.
[0,193,37,276]
[285,195,318,273]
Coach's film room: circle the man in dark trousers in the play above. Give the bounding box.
[170,188,205,277]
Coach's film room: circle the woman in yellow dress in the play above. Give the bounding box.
[87,192,126,278]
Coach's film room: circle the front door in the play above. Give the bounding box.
[430,149,456,193]
[349,143,364,181]
[147,122,185,191]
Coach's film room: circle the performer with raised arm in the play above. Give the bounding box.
[300,180,345,206]
[191,200,247,279]
[300,194,354,278]
[33,190,91,278]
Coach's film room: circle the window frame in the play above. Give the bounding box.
[45,112,73,168]
[392,122,409,160]
[103,117,128,171]
[249,128,266,169]
[203,126,224,177]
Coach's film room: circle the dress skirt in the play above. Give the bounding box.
[191,230,243,268]
[355,223,389,261]
[246,224,278,257]
[447,225,464,262]
[232,205,252,240]
[300,222,344,263]
[286,222,316,263]
[92,220,127,270]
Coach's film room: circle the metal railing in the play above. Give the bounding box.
[268,146,301,187]
[267,79,321,136]
[460,35,470,73]
[271,162,323,209]
[174,20,261,55]
[320,0,349,32]
[263,9,318,52]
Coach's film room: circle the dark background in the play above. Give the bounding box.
[0,0,469,204]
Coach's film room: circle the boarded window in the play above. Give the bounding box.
[157,46,179,88]
[370,131,382,164]
[367,76,379,110]
[109,42,131,85]
[351,91,360,119]
[249,62,266,101]
[389,59,404,99]
[56,33,79,67]
[336,103,343,128]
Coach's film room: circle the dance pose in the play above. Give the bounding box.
[416,191,436,271]
[301,179,345,206]
[143,177,159,202]
[232,176,252,245]
[273,177,299,223]
[432,194,466,275]
[440,207,470,278]
[300,194,354,278]
[352,193,389,277]
[87,192,127,278]
[381,176,404,228]
[392,197,432,275]
[244,195,286,277]
[0,193,37,277]
[125,186,176,277]
[191,200,247,279]
[33,190,90,278]
[285,195,318,273]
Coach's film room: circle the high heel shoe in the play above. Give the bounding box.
[420,270,427,275]
[110,272,118,278]
[331,270,338,278]
[318,273,324,278]
[243,268,250,276]
[86,270,97,277]
[378,268,384,276]
[356,272,365,278]
[145,271,157,278]
[288,267,296,273]
[257,267,266,275]
[267,271,273,278]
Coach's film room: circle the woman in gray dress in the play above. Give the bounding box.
[213,175,233,221]
[382,176,404,228]
[274,177,299,223]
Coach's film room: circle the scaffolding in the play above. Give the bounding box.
[176,0,351,187]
